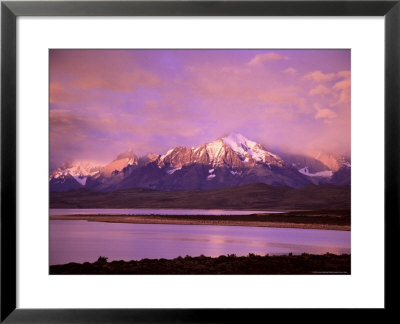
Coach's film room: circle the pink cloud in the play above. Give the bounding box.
[247,53,289,66]
[304,70,336,82]
[314,103,337,120]
[51,108,128,134]
[49,81,101,106]
[50,109,87,131]
[333,79,351,105]
[50,82,67,104]
[185,64,309,113]
[49,50,162,105]
[257,86,308,113]
[71,71,161,92]
[331,70,351,105]
[49,49,351,166]
[309,85,332,96]
[337,70,351,79]
[263,107,296,120]
[282,67,297,74]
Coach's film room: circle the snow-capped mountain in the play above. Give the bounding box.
[50,161,103,179]
[157,133,286,170]
[302,151,351,184]
[84,150,139,190]
[278,149,351,184]
[311,151,351,172]
[222,133,286,166]
[98,149,138,177]
[97,133,312,191]
[50,133,351,192]
[49,161,103,192]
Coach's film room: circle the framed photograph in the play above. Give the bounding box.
[1,0,399,322]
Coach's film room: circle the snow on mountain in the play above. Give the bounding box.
[278,149,350,181]
[50,133,351,191]
[50,160,103,180]
[158,133,286,170]
[50,151,139,191]
[207,168,216,180]
[298,167,333,178]
[222,133,282,164]
[207,174,216,180]
[50,160,104,192]
[72,176,88,186]
[160,149,174,161]
[167,167,181,175]
[204,140,225,165]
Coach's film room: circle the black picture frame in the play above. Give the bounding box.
[1,0,399,322]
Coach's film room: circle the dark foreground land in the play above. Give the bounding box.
[50,253,350,275]
[50,183,351,210]
[50,209,350,231]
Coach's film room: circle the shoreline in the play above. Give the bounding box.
[50,213,350,231]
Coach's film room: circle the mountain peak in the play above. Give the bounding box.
[222,132,250,143]
[99,149,138,177]
[222,133,257,152]
[308,150,351,171]
[49,160,103,191]
[220,133,283,165]
[50,133,351,192]
[51,160,103,177]
[116,149,137,161]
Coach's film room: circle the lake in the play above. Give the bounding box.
[50,220,351,265]
[50,208,285,216]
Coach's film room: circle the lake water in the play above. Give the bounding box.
[50,220,351,265]
[50,208,284,216]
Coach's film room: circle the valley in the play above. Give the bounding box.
[50,183,350,210]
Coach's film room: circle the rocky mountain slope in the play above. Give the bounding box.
[50,133,351,192]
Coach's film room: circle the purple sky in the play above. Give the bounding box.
[50,49,350,169]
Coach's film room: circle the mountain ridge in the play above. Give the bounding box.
[50,133,351,192]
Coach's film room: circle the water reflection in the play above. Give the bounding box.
[50,220,350,265]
